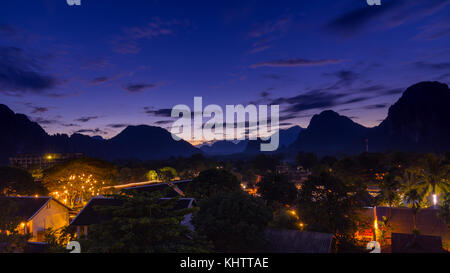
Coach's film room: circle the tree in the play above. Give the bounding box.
[42,158,117,209]
[417,154,449,207]
[146,170,158,181]
[0,167,48,196]
[192,191,272,252]
[250,154,280,174]
[157,167,178,182]
[258,173,297,207]
[378,174,401,220]
[297,172,368,252]
[438,193,450,228]
[0,197,30,253]
[80,191,211,253]
[404,188,423,233]
[296,152,319,171]
[184,169,241,200]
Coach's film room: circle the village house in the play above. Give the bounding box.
[1,196,70,242]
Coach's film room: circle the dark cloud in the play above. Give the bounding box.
[124,83,158,92]
[111,18,190,54]
[261,74,284,80]
[272,89,347,113]
[90,76,110,85]
[363,103,389,110]
[154,120,173,125]
[413,61,450,71]
[106,123,129,128]
[326,0,450,36]
[0,47,60,96]
[74,128,108,135]
[33,117,59,125]
[143,107,172,117]
[326,70,360,87]
[75,116,99,123]
[0,24,19,38]
[61,123,80,127]
[251,58,343,68]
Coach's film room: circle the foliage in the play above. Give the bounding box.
[258,173,297,207]
[270,208,302,230]
[42,158,118,209]
[192,191,273,252]
[44,226,74,253]
[296,152,319,171]
[146,170,158,181]
[80,190,211,253]
[0,197,30,253]
[157,167,178,182]
[297,172,368,252]
[404,188,424,231]
[438,193,450,228]
[250,154,280,174]
[184,169,241,200]
[0,166,48,196]
[416,154,449,205]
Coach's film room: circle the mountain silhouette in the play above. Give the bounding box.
[0,106,200,164]
[369,81,450,153]
[289,110,368,156]
[1,81,449,163]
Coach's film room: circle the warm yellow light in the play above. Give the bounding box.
[20,222,25,228]
[46,155,52,160]
[374,220,378,230]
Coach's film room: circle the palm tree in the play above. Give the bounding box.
[379,174,400,221]
[404,188,422,232]
[417,154,450,208]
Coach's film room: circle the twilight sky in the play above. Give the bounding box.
[0,0,449,143]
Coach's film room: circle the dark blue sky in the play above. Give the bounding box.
[0,0,449,142]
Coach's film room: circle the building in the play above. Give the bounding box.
[9,153,83,170]
[361,206,449,251]
[1,196,70,242]
[120,179,193,197]
[70,196,196,238]
[265,229,333,253]
[391,233,444,253]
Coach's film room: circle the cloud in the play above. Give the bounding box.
[0,47,60,96]
[154,120,173,125]
[33,117,59,125]
[413,61,450,71]
[143,107,172,117]
[75,116,99,123]
[124,83,159,92]
[251,58,343,68]
[61,123,80,127]
[326,70,360,87]
[363,103,389,110]
[111,18,190,54]
[90,76,110,85]
[74,128,108,135]
[326,0,450,36]
[106,123,129,128]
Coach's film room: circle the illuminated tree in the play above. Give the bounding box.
[157,167,178,182]
[42,158,117,209]
[146,170,158,181]
[416,154,449,207]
